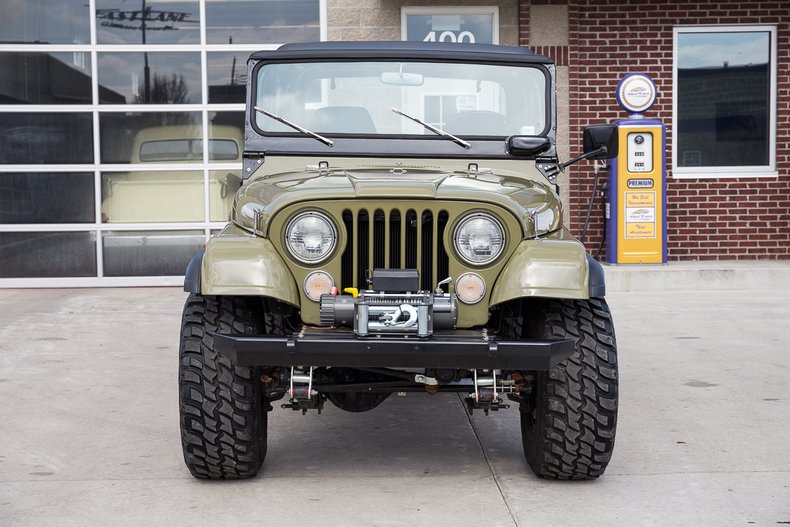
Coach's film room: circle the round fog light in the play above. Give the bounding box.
[304,271,334,302]
[456,273,486,304]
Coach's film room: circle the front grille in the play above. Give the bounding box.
[341,208,450,291]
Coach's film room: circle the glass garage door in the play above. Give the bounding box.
[0,0,323,286]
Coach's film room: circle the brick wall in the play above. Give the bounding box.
[564,0,790,260]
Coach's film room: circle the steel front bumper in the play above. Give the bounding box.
[213,330,575,370]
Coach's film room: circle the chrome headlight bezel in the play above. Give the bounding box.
[453,212,506,266]
[284,210,338,264]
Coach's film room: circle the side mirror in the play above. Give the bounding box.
[507,135,552,157]
[583,124,618,159]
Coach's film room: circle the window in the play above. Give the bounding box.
[402,7,499,45]
[0,0,89,44]
[0,52,92,104]
[95,0,201,44]
[97,52,202,104]
[673,26,777,178]
[0,0,325,287]
[205,0,320,44]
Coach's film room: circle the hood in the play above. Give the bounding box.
[234,165,562,238]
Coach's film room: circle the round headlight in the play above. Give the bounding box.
[453,213,505,265]
[285,211,337,263]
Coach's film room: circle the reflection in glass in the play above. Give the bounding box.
[95,0,200,44]
[209,171,242,221]
[138,139,201,162]
[677,31,771,167]
[0,232,96,278]
[0,53,91,104]
[207,51,252,103]
[405,14,495,44]
[0,173,95,224]
[98,52,201,104]
[102,230,205,276]
[207,139,240,161]
[205,0,319,44]
[0,113,93,164]
[209,112,244,163]
[136,138,239,162]
[101,171,204,223]
[99,112,201,163]
[0,0,89,44]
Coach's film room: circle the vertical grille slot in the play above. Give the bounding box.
[357,209,369,288]
[339,206,451,290]
[389,210,401,268]
[341,210,353,289]
[437,211,450,286]
[373,210,386,269]
[405,210,417,270]
[420,210,433,290]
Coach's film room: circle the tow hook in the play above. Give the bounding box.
[413,374,438,386]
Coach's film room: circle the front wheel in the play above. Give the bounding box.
[179,294,268,479]
[515,299,619,479]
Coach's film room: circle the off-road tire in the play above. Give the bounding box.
[508,299,618,480]
[179,294,268,479]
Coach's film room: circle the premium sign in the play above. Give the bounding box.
[627,178,655,189]
[628,179,653,188]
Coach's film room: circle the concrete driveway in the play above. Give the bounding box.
[0,286,788,526]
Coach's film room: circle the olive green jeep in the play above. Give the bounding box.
[179,41,619,480]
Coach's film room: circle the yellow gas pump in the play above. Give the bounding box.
[606,74,667,264]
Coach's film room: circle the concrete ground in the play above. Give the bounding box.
[0,285,789,526]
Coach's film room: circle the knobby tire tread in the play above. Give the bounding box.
[179,294,267,480]
[516,299,618,480]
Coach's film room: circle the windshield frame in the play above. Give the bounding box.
[244,44,557,162]
[251,58,551,141]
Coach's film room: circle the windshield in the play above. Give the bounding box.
[254,61,547,137]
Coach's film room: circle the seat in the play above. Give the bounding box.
[307,106,377,134]
[443,110,509,136]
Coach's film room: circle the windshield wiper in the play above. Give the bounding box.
[254,107,334,147]
[391,107,471,149]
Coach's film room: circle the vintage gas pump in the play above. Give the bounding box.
[605,74,667,264]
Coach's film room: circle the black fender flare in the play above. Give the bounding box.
[587,254,606,298]
[184,247,205,293]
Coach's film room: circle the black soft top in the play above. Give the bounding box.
[249,41,553,65]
